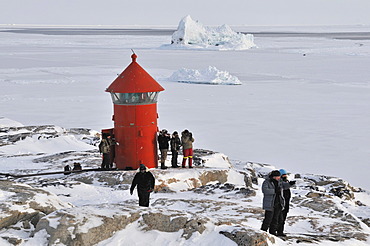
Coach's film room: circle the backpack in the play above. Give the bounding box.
[64,165,71,175]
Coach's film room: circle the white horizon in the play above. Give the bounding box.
[1,0,370,26]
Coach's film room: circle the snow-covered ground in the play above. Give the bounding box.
[0,125,369,245]
[0,24,370,192]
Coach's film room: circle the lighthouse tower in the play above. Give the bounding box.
[105,53,164,170]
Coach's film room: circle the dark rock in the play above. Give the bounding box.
[236,188,256,197]
[220,228,274,246]
[1,236,23,245]
[141,212,207,240]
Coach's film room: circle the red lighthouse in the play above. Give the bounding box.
[105,53,164,170]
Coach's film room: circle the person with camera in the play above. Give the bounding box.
[181,129,194,168]
[277,169,296,237]
[170,131,181,168]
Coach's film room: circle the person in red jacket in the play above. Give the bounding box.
[181,129,194,168]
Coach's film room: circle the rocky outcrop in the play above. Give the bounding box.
[220,228,275,246]
[0,125,99,149]
[32,206,209,245]
[141,211,208,239]
[290,191,366,241]
[32,205,140,246]
[0,180,71,231]
[1,133,369,246]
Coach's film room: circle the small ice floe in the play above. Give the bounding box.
[162,15,256,50]
[169,66,242,85]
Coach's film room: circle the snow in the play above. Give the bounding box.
[0,135,95,156]
[0,117,23,128]
[0,25,369,191]
[0,190,14,202]
[97,220,238,246]
[202,153,232,168]
[163,15,256,50]
[169,66,241,85]
[0,24,370,245]
[226,169,245,186]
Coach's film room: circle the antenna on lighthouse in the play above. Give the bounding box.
[131,49,135,54]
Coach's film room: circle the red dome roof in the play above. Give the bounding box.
[106,54,165,93]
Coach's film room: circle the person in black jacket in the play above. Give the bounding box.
[277,169,296,236]
[130,164,155,207]
[170,131,181,168]
[158,129,170,169]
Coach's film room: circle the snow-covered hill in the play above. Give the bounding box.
[1,120,369,246]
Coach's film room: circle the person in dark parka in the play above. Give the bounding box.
[277,169,296,236]
[261,170,285,236]
[170,131,181,168]
[130,164,155,207]
[158,129,171,169]
[98,134,115,170]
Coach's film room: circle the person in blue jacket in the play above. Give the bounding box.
[277,169,296,236]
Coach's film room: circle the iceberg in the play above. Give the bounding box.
[165,15,256,50]
[169,66,242,85]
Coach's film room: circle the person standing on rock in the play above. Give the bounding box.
[170,131,181,168]
[261,170,285,236]
[98,133,115,170]
[181,129,194,168]
[158,129,171,169]
[277,169,296,237]
[130,164,155,207]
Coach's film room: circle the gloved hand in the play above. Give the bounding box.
[289,180,296,185]
[130,190,133,195]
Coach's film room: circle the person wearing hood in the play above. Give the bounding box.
[277,169,296,236]
[181,129,194,168]
[130,164,155,207]
[170,131,181,168]
[158,129,171,169]
[98,133,115,170]
[261,170,285,236]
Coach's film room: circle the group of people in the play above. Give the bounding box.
[129,129,194,207]
[261,169,296,237]
[130,164,297,235]
[101,130,296,237]
[98,129,194,171]
[157,129,194,169]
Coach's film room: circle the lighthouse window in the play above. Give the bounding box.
[110,92,159,105]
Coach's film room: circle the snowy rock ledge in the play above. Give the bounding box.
[169,66,242,85]
[162,15,256,50]
[1,122,370,245]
